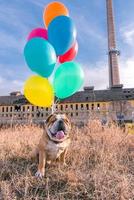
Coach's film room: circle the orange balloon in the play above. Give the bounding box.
[43,1,69,28]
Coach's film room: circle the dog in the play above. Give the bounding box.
[35,113,71,178]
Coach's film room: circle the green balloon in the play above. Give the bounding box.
[53,61,84,99]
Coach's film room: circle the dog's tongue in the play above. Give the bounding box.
[56,131,64,139]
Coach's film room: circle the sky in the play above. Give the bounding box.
[0,0,134,95]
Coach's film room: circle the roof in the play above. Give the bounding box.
[0,95,28,106]
[0,87,134,106]
[60,87,134,103]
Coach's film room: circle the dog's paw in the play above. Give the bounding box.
[63,162,67,167]
[35,171,44,178]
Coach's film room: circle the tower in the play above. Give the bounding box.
[106,0,120,88]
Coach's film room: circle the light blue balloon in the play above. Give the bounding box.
[48,16,77,56]
[24,38,56,77]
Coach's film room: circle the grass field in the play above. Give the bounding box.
[0,120,134,200]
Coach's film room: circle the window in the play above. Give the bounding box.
[65,105,68,109]
[6,107,8,112]
[81,104,84,109]
[27,106,30,111]
[86,104,89,110]
[70,104,73,110]
[91,104,94,110]
[37,111,40,117]
[76,112,78,116]
[40,107,43,111]
[23,106,25,112]
[32,106,34,111]
[97,103,100,110]
[14,105,21,111]
[60,105,63,111]
[41,113,44,117]
[126,95,132,98]
[76,104,78,110]
[10,107,12,112]
[46,108,48,111]
[71,113,73,117]
[2,107,4,112]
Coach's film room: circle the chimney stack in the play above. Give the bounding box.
[106,0,121,88]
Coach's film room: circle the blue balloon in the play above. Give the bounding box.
[24,38,56,77]
[48,16,77,56]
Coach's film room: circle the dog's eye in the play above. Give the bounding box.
[64,118,70,124]
[46,114,56,124]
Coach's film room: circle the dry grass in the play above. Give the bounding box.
[0,121,134,200]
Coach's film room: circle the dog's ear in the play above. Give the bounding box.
[45,114,54,124]
[41,115,54,129]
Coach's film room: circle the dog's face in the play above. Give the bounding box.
[45,114,71,142]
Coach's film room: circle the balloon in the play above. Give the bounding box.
[48,16,77,56]
[27,28,48,41]
[24,38,56,77]
[43,1,69,28]
[53,62,84,99]
[24,75,54,107]
[59,41,78,63]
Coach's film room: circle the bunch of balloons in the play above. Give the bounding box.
[23,1,84,107]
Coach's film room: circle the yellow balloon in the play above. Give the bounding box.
[24,75,54,107]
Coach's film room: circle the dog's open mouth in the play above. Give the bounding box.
[50,130,65,140]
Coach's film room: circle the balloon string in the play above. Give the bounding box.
[51,98,60,114]
[51,57,60,114]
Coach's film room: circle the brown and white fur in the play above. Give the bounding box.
[35,114,71,178]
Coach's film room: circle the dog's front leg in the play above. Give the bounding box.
[35,150,46,178]
[59,149,67,166]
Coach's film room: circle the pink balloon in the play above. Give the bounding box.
[27,28,48,41]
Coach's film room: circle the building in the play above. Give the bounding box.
[0,86,134,126]
[0,0,134,126]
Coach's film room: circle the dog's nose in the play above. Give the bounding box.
[58,120,65,131]
[58,119,63,124]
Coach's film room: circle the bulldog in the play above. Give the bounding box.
[35,113,71,178]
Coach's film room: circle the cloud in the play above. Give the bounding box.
[0,75,23,95]
[73,14,107,48]
[29,0,44,7]
[83,56,134,90]
[120,57,134,88]
[120,24,134,46]
[0,30,25,53]
[83,60,109,89]
[0,55,134,96]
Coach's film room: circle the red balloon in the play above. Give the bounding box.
[59,41,78,63]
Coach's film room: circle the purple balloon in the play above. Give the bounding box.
[27,28,48,41]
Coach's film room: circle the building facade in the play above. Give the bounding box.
[0,86,134,126]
